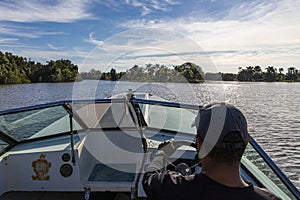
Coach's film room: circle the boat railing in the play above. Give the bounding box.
[249,137,300,199]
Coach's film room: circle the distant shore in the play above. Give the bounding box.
[1,51,299,85]
[80,64,300,83]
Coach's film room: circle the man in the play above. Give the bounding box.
[143,103,281,200]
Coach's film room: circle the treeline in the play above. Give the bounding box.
[199,66,300,82]
[81,62,204,83]
[80,68,125,81]
[2,50,298,84]
[0,51,79,84]
[81,64,300,83]
[235,66,299,82]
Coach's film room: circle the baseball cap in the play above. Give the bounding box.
[195,103,249,149]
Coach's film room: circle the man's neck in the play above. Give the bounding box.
[201,158,249,188]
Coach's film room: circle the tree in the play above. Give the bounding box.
[287,67,295,74]
[237,66,254,81]
[286,67,297,81]
[253,66,263,81]
[264,66,277,82]
[0,51,80,84]
[110,68,117,81]
[278,68,284,74]
[237,69,247,81]
[43,59,79,82]
[221,73,236,81]
[277,68,284,81]
[204,72,222,81]
[174,62,204,83]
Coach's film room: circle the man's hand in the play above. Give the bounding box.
[157,138,176,156]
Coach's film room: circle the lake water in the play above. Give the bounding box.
[0,80,299,189]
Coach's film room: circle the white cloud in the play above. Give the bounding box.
[0,0,93,22]
[0,23,37,38]
[225,1,277,21]
[141,5,152,16]
[0,37,18,44]
[0,22,65,40]
[47,43,60,50]
[84,32,104,46]
[78,28,215,72]
[1,0,299,73]
[122,0,181,16]
[117,0,300,72]
[11,46,89,65]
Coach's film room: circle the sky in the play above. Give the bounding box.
[0,0,300,73]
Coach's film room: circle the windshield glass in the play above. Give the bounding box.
[0,140,8,153]
[139,102,198,134]
[0,105,82,141]
[73,101,136,129]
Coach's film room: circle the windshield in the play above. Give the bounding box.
[73,101,136,129]
[0,98,198,144]
[138,102,198,134]
[0,105,82,141]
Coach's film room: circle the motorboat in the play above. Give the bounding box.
[0,91,299,200]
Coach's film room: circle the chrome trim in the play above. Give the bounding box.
[132,98,201,110]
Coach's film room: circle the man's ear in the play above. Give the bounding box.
[196,135,202,151]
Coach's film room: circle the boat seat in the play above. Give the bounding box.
[77,129,145,191]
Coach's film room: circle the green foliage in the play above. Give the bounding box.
[204,72,237,81]
[80,68,125,81]
[204,72,222,81]
[80,69,102,80]
[1,50,299,84]
[174,62,204,83]
[80,62,205,83]
[81,64,300,83]
[122,62,204,83]
[285,67,298,81]
[110,68,117,81]
[221,73,236,81]
[237,66,300,82]
[44,59,79,82]
[0,51,79,84]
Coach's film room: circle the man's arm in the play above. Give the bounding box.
[142,140,189,199]
[142,150,167,197]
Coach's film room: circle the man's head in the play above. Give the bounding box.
[195,103,249,163]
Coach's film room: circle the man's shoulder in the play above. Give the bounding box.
[253,186,282,200]
[194,174,282,200]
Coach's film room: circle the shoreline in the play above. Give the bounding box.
[1,78,300,86]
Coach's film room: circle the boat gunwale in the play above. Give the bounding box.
[250,137,300,199]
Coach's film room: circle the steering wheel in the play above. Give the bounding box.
[150,140,199,175]
[173,140,197,149]
[170,140,200,175]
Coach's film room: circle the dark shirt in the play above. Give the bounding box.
[143,153,281,200]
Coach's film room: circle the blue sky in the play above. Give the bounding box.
[0,0,299,73]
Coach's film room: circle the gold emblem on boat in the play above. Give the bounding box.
[32,154,51,180]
